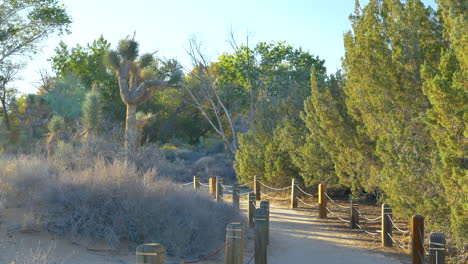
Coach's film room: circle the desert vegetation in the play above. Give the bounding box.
[0,0,466,261]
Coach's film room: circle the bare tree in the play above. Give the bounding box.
[183,38,238,155]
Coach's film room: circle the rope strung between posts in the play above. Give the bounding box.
[258,181,292,191]
[260,191,290,201]
[418,226,429,254]
[250,200,257,209]
[418,249,427,264]
[297,197,319,207]
[237,181,254,187]
[246,253,255,264]
[182,241,229,263]
[356,209,382,222]
[181,182,193,186]
[355,223,379,236]
[199,182,210,187]
[324,193,351,209]
[221,184,233,189]
[387,232,410,250]
[386,214,410,233]
[325,207,351,223]
[296,185,316,197]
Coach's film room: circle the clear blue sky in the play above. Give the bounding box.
[15,0,437,93]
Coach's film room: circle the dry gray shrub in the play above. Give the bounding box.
[0,155,241,257]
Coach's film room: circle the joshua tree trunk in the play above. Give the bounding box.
[125,103,138,155]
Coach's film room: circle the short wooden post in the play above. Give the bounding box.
[255,208,267,264]
[382,204,392,247]
[254,175,261,201]
[232,184,240,209]
[193,176,200,191]
[412,215,425,264]
[136,243,164,264]
[290,178,298,209]
[350,199,359,229]
[248,193,256,227]
[225,223,244,264]
[318,183,327,218]
[209,177,216,197]
[216,177,223,202]
[260,200,270,245]
[429,233,445,264]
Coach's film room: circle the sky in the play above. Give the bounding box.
[14,0,437,94]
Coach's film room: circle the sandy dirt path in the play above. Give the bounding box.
[263,204,402,264]
[0,200,406,263]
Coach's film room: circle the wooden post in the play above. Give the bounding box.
[382,204,392,247]
[193,176,200,191]
[225,223,244,264]
[248,193,256,227]
[255,208,267,264]
[260,200,270,245]
[412,215,425,264]
[318,183,327,218]
[136,243,164,264]
[209,177,216,197]
[232,184,240,209]
[290,178,298,209]
[350,199,359,229]
[216,177,223,202]
[429,233,445,264]
[254,175,261,201]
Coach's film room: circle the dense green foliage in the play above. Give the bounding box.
[232,42,326,186]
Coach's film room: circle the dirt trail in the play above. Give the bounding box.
[0,201,406,263]
[263,204,402,264]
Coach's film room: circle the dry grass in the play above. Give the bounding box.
[0,155,241,257]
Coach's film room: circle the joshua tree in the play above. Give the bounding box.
[105,36,181,155]
[82,88,103,136]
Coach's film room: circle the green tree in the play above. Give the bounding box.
[0,0,70,130]
[50,37,124,120]
[342,0,445,222]
[104,36,182,155]
[0,0,71,64]
[233,42,326,185]
[421,0,467,241]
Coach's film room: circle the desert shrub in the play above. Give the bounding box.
[197,136,225,154]
[0,155,241,257]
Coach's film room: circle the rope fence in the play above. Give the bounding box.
[138,177,446,264]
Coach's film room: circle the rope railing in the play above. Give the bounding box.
[356,209,382,222]
[260,191,290,201]
[181,182,193,186]
[199,182,210,187]
[325,207,351,223]
[387,214,410,234]
[418,226,430,255]
[182,241,229,263]
[297,197,318,208]
[258,181,292,191]
[238,181,255,187]
[296,185,316,197]
[387,232,410,250]
[221,184,233,189]
[324,192,351,209]
[355,223,379,236]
